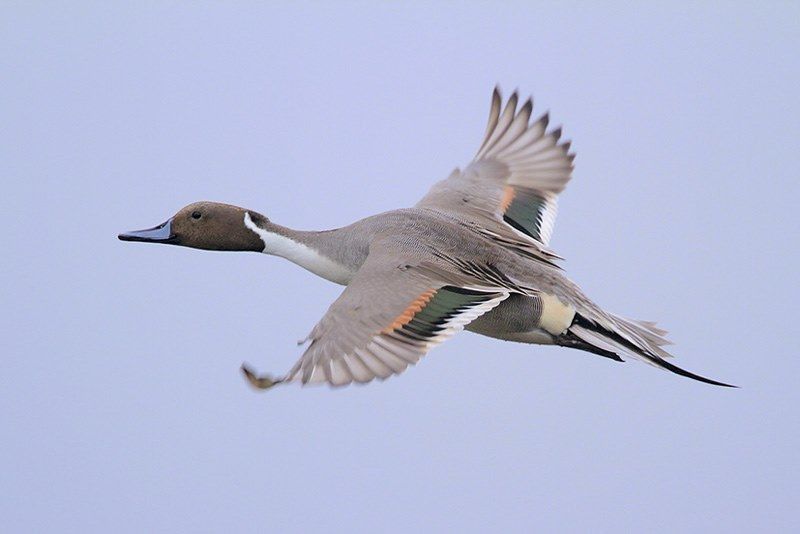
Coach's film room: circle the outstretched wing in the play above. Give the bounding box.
[247,242,509,388]
[417,87,574,248]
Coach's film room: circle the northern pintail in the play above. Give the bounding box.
[120,88,734,389]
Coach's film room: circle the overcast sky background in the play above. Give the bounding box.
[2,3,799,532]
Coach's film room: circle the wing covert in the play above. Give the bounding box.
[244,242,509,388]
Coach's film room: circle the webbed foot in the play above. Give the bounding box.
[241,363,284,390]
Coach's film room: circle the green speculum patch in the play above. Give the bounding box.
[503,189,547,241]
[394,287,496,341]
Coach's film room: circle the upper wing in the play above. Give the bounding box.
[244,242,509,388]
[417,87,574,247]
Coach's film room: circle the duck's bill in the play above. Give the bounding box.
[118,218,177,244]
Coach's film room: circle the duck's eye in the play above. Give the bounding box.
[191,211,202,220]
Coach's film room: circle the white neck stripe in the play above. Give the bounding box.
[243,212,352,285]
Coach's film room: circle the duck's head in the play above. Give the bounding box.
[118,201,267,252]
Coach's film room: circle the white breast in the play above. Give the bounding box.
[244,213,353,285]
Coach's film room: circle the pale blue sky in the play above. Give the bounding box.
[2,2,799,532]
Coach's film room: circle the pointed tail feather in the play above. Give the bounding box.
[569,314,736,388]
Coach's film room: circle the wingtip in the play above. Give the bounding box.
[492,85,502,106]
[521,97,533,116]
[561,140,576,163]
[539,112,550,130]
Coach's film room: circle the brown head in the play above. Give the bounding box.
[118,201,267,252]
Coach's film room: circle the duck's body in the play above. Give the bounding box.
[120,88,733,389]
[247,207,577,342]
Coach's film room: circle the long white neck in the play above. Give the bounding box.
[244,212,353,285]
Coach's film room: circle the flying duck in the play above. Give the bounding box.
[119,88,734,389]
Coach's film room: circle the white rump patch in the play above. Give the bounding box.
[539,293,576,335]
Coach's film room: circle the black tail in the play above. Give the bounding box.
[562,313,737,388]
